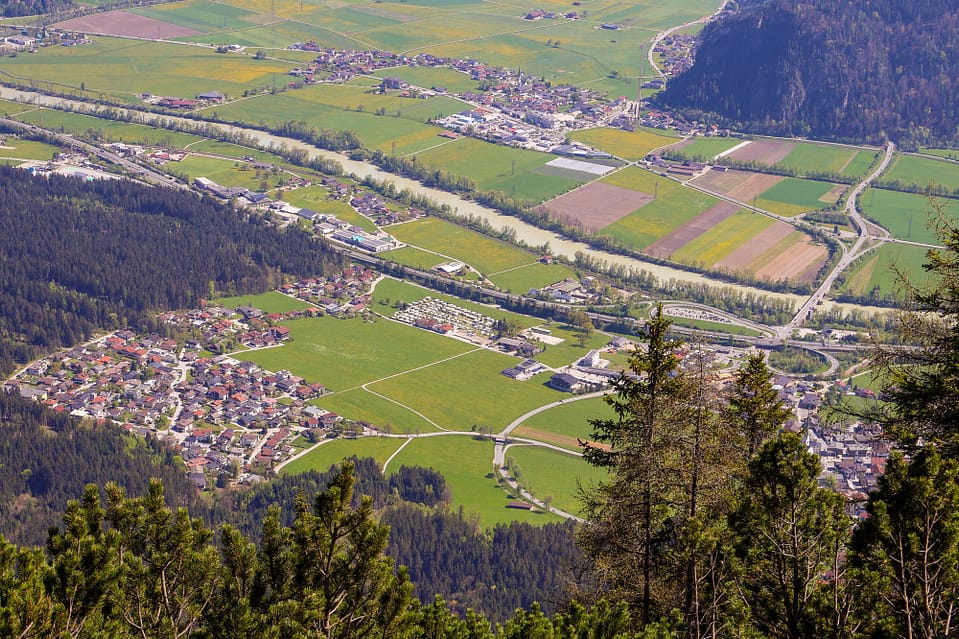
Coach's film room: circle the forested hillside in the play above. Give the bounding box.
[0,391,197,545]
[660,0,959,147]
[0,166,343,377]
[0,0,73,17]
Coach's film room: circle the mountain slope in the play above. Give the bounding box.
[659,0,959,147]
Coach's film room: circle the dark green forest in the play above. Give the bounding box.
[0,166,343,377]
[660,0,959,147]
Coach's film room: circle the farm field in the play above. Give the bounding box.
[380,246,450,272]
[668,210,774,266]
[388,217,536,275]
[0,99,37,117]
[598,166,723,249]
[1,36,290,98]
[211,89,459,155]
[214,291,313,314]
[860,188,953,245]
[569,127,677,161]
[920,148,959,162]
[0,138,62,161]
[883,153,959,192]
[754,177,842,217]
[775,141,874,177]
[238,315,475,390]
[506,445,606,516]
[130,0,266,32]
[667,136,744,160]
[317,389,439,434]
[367,348,565,431]
[412,137,583,201]
[12,108,202,147]
[487,262,579,294]
[280,436,407,475]
[723,138,872,177]
[385,435,556,526]
[371,67,480,94]
[512,396,614,451]
[839,243,932,299]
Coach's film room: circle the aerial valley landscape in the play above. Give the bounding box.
[1,0,959,635]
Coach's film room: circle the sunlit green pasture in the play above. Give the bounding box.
[839,243,931,299]
[368,349,565,430]
[386,435,558,525]
[412,137,583,201]
[860,188,954,246]
[1,36,290,97]
[570,126,677,161]
[884,153,959,192]
[131,0,266,32]
[755,178,841,217]
[0,138,62,161]
[388,217,534,274]
[507,445,605,515]
[512,395,613,450]
[280,436,407,474]
[487,262,578,293]
[239,315,475,390]
[371,66,480,94]
[318,389,438,434]
[12,109,203,146]
[775,141,873,177]
[667,136,743,160]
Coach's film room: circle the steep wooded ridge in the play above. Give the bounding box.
[0,166,343,377]
[0,0,73,17]
[660,0,959,147]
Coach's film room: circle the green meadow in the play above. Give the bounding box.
[775,141,873,177]
[380,246,449,271]
[280,436,407,475]
[1,36,290,97]
[173,154,285,190]
[386,435,557,526]
[860,188,953,245]
[755,178,841,217]
[317,389,439,434]
[600,166,721,249]
[0,138,62,161]
[669,136,744,160]
[283,185,378,232]
[919,148,959,162]
[884,154,959,192]
[412,138,583,201]
[239,315,475,390]
[0,99,37,117]
[487,262,579,293]
[570,127,677,161]
[388,217,535,274]
[840,243,932,298]
[214,291,312,313]
[513,395,614,450]
[367,349,565,431]
[507,445,606,515]
[130,0,266,32]
[12,109,202,147]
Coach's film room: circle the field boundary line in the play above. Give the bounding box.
[361,385,449,431]
[381,436,414,472]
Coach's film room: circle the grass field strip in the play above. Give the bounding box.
[360,385,449,432]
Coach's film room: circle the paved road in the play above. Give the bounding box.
[779,141,896,337]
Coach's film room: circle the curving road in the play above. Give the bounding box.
[779,141,896,337]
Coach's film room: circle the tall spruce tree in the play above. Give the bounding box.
[579,305,693,625]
